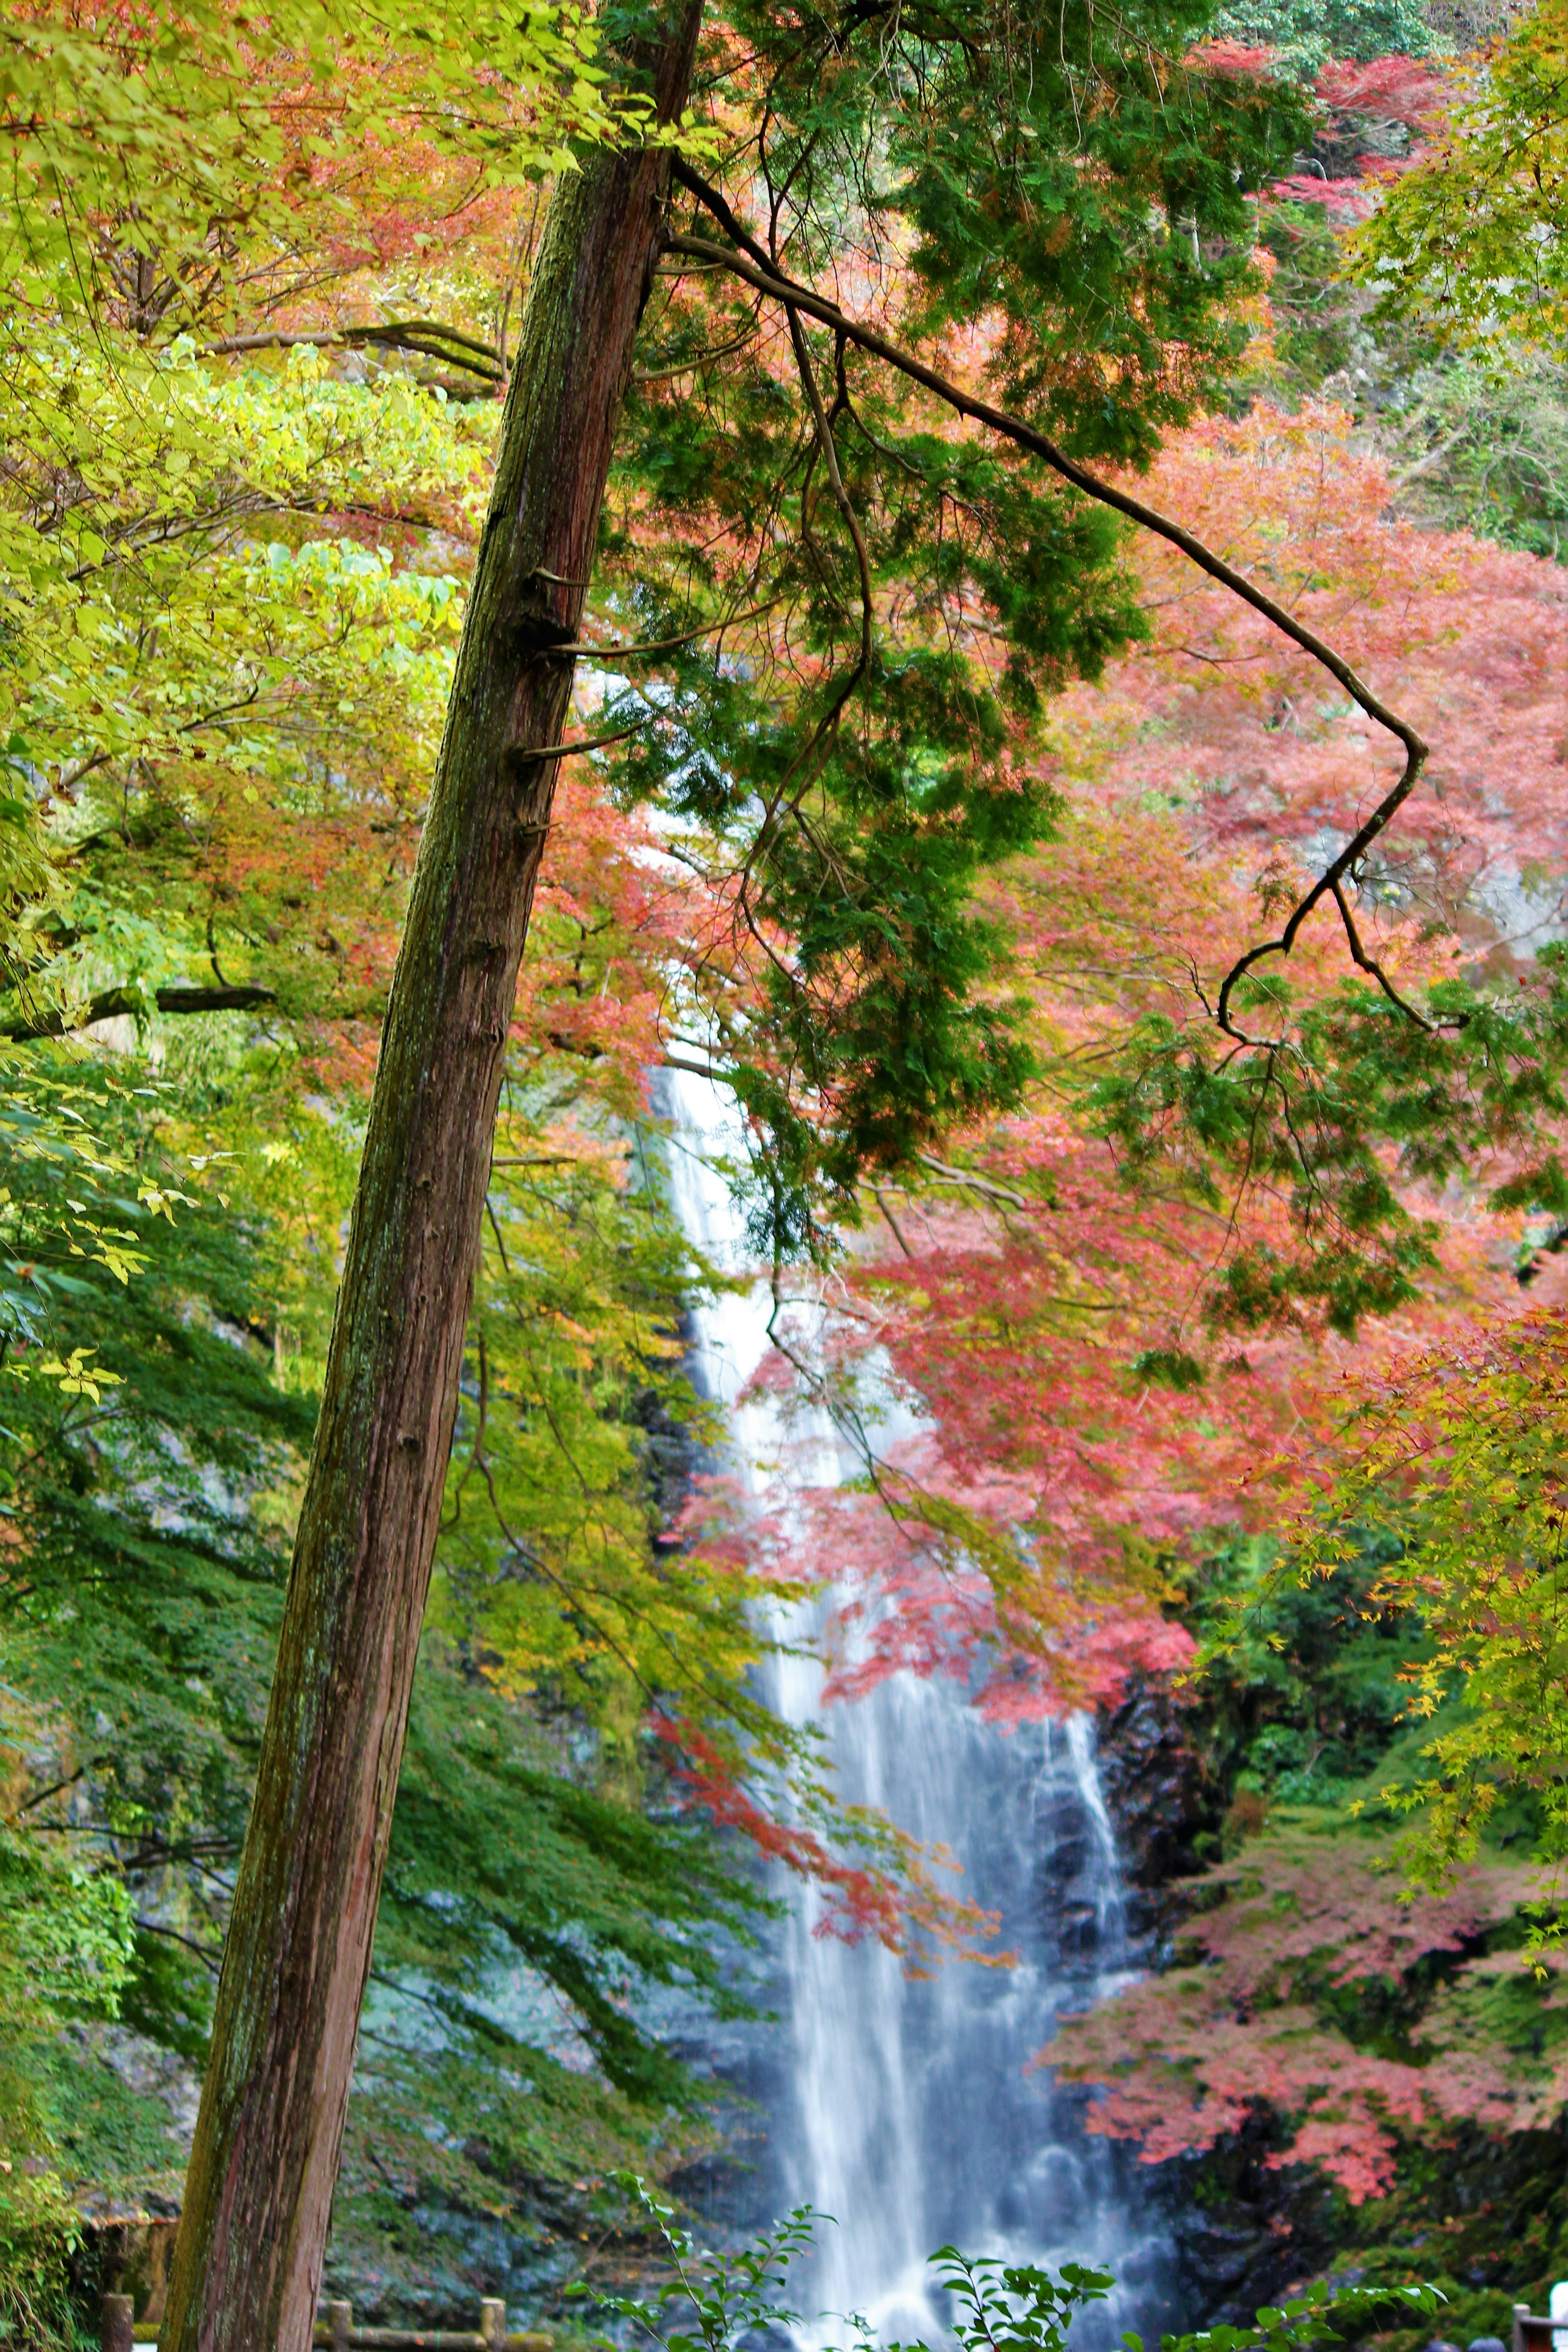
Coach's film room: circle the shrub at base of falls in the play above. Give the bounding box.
[1071,1541,1568,2340]
[582,2177,1441,2352]
[1041,1818,1553,2201]
[1044,1804,1568,2346]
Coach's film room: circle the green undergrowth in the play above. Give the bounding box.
[1125,1536,1568,2338]
[0,1049,775,2336]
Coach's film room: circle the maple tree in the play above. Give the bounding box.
[8,0,1568,2333]
[708,393,1568,1736]
[601,316,1568,2233]
[1041,1817,1555,2206]
[1207,0,1433,81]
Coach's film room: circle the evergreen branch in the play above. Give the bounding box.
[633,319,764,380]
[663,222,1433,1046]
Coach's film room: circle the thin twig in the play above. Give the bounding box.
[868,1182,915,1258]
[507,715,659,763]
[1330,878,1440,1031]
[548,595,782,659]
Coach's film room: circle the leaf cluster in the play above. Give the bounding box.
[579,2180,1437,2352]
[1354,0,1568,363]
[0,0,646,336]
[1206,0,1433,83]
[1091,954,1568,1335]
[1276,1307,1568,1898]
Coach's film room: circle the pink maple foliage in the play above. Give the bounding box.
[1315,52,1451,129]
[718,400,1568,1727]
[1038,1826,1550,2201]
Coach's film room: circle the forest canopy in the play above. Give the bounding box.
[4,0,1568,2337]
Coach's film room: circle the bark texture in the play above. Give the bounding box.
[158,18,702,2344]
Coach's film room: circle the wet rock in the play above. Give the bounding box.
[1097,1677,1215,1910]
[1092,1685,1343,2330]
[1153,2129,1343,2330]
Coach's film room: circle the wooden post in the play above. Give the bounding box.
[327,2301,352,2351]
[101,2294,134,2352]
[481,2303,507,2348]
[1517,2307,1533,2352]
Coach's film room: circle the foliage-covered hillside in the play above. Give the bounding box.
[1056,1537,1568,2343]
[6,0,1568,2335]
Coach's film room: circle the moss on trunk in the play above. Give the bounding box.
[158,17,704,2344]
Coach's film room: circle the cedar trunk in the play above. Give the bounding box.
[159,17,701,2344]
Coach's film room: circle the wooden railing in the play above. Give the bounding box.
[106,2291,1568,2352]
[100,2292,556,2350]
[1512,2307,1568,2352]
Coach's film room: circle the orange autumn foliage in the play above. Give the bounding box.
[723,400,1568,1725]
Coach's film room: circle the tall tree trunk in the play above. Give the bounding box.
[159,15,701,2343]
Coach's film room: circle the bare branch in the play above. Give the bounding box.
[198,319,501,382]
[549,595,783,659]
[1,983,278,1042]
[1329,878,1441,1032]
[914,1152,1029,1207]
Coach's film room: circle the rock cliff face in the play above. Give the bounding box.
[1096,1680,1215,1919]
[1093,1680,1341,2328]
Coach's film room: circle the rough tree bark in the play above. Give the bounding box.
[158,12,703,2344]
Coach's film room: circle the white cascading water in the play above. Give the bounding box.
[659,1071,1170,2349]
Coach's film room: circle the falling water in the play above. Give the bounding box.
[658,1071,1171,2349]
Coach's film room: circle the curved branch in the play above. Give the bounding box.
[663,221,1431,1044]
[1,983,278,1042]
[198,320,502,382]
[1329,878,1441,1032]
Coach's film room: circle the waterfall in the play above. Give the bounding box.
[658,1071,1170,2348]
